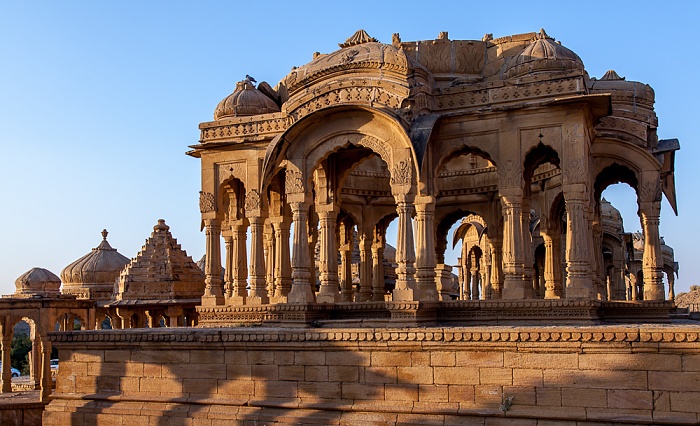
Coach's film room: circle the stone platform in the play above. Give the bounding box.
[197,300,679,328]
[0,391,45,426]
[44,323,700,425]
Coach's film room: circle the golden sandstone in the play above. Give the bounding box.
[4,29,698,424]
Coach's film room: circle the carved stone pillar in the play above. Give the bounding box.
[202,218,224,306]
[1,330,10,393]
[521,206,534,298]
[435,264,453,301]
[489,237,503,299]
[371,229,386,302]
[264,223,275,299]
[592,221,606,299]
[543,232,563,298]
[40,336,51,402]
[501,190,527,299]
[392,196,417,301]
[414,197,438,301]
[339,221,353,303]
[639,201,665,300]
[289,201,315,303]
[247,216,268,304]
[564,185,593,298]
[358,232,373,302]
[271,218,292,303]
[630,273,638,300]
[166,306,183,327]
[317,209,340,303]
[223,234,234,299]
[470,266,480,300]
[668,272,675,301]
[228,222,248,305]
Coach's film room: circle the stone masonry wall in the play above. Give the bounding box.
[44,325,700,425]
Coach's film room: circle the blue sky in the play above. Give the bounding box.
[1,1,697,296]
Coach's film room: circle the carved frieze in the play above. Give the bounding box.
[563,158,586,184]
[245,189,261,212]
[285,169,304,194]
[390,160,412,186]
[498,160,521,188]
[199,191,215,213]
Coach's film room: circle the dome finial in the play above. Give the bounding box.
[339,29,378,48]
[101,229,108,240]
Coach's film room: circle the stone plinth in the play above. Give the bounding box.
[45,324,700,425]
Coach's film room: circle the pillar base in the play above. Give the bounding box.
[227,296,246,306]
[246,295,269,305]
[270,296,288,304]
[288,283,315,304]
[316,288,339,304]
[392,288,416,301]
[201,295,224,307]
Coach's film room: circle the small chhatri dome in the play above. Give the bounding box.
[214,79,280,120]
[60,229,130,301]
[339,29,378,48]
[15,267,61,297]
[601,70,625,81]
[505,29,584,79]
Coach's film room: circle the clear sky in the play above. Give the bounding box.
[1,1,697,296]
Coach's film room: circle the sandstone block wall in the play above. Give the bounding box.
[44,325,700,425]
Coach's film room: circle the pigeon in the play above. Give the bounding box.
[246,74,257,83]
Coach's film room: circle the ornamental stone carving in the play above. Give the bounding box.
[199,191,215,213]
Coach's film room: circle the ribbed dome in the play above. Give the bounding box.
[600,198,623,236]
[505,29,584,79]
[214,79,280,120]
[15,267,61,296]
[60,229,129,300]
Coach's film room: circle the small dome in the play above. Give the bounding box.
[214,79,280,120]
[505,29,584,79]
[15,267,61,296]
[60,229,130,300]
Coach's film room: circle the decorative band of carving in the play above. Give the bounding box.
[49,323,699,345]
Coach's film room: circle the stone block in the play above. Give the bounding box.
[543,369,646,390]
[413,401,460,414]
[183,378,218,394]
[503,386,536,405]
[216,379,254,396]
[649,371,700,392]
[104,349,130,363]
[61,361,87,377]
[132,350,189,365]
[328,365,359,382]
[505,352,578,370]
[274,351,295,365]
[371,351,411,367]
[341,383,384,400]
[163,363,226,380]
[75,375,98,393]
[484,417,536,426]
[364,366,396,384]
[397,366,433,384]
[120,376,140,393]
[326,351,370,366]
[670,391,700,413]
[412,351,431,366]
[448,384,475,403]
[385,383,419,402]
[560,387,607,408]
[190,350,224,364]
[247,351,275,365]
[431,351,456,366]
[294,350,325,366]
[304,365,328,382]
[339,410,397,424]
[254,380,298,398]
[579,353,682,371]
[251,364,278,380]
[224,350,249,365]
[279,365,305,381]
[511,368,543,387]
[298,381,341,399]
[72,350,104,363]
[456,351,503,367]
[653,390,671,411]
[536,386,561,406]
[396,413,445,425]
[226,364,252,379]
[434,367,479,385]
[140,377,182,394]
[474,385,502,405]
[585,407,653,423]
[419,384,449,402]
[143,363,162,378]
[653,410,699,425]
[607,389,653,410]
[479,368,512,385]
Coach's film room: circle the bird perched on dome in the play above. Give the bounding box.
[245,74,257,83]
